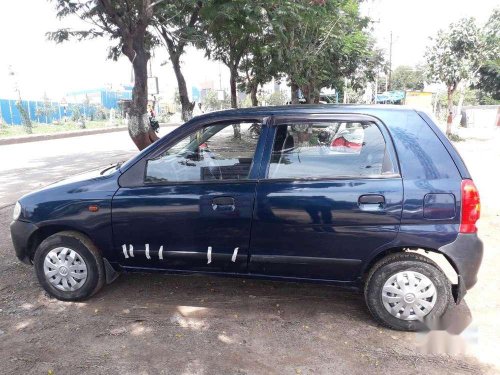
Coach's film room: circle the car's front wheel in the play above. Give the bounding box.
[33,231,105,301]
[364,252,453,331]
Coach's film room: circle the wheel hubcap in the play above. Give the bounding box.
[381,271,437,321]
[43,247,88,292]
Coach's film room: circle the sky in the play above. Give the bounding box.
[362,0,499,70]
[0,0,498,101]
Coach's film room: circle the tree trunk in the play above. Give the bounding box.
[171,53,195,122]
[446,87,454,136]
[301,84,311,104]
[250,84,258,107]
[158,3,201,122]
[455,84,466,128]
[310,83,320,104]
[229,66,238,109]
[291,82,300,104]
[128,49,159,150]
[229,65,240,139]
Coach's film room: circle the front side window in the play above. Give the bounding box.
[268,122,394,179]
[146,122,260,183]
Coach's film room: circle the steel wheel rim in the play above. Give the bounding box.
[381,270,437,321]
[43,247,88,292]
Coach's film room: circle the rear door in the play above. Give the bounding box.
[249,115,403,282]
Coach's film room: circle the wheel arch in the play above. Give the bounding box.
[27,224,95,262]
[28,225,119,284]
[361,246,459,288]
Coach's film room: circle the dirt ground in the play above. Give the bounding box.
[0,134,499,375]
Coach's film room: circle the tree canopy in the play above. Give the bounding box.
[199,0,267,108]
[47,0,389,148]
[425,18,484,93]
[474,9,500,102]
[264,0,379,103]
[425,17,486,135]
[155,1,203,121]
[391,65,425,91]
[196,0,381,106]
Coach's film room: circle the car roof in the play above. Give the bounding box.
[193,104,418,121]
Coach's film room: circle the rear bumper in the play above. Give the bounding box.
[10,220,38,265]
[439,233,483,299]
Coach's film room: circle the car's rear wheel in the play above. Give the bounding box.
[364,252,453,331]
[33,231,105,301]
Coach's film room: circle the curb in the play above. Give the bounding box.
[0,123,179,146]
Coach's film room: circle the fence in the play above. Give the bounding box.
[0,90,132,126]
[462,105,500,128]
[0,99,75,125]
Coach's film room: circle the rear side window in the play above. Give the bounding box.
[267,122,394,179]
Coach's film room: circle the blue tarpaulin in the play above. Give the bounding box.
[376,90,406,104]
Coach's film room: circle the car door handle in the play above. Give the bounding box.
[358,194,385,210]
[212,197,235,211]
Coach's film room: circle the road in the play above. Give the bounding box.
[0,129,499,374]
[0,128,170,208]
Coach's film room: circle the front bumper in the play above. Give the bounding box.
[10,220,38,265]
[439,233,483,301]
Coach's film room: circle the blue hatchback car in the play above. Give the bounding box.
[10,105,483,331]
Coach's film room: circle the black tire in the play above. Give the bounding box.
[364,252,453,331]
[33,231,105,301]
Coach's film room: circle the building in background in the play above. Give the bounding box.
[404,91,433,113]
[375,90,434,113]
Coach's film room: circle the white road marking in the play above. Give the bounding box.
[207,246,212,264]
[145,243,151,259]
[129,244,134,257]
[159,245,163,260]
[122,244,129,259]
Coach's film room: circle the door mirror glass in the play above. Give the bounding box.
[146,122,261,183]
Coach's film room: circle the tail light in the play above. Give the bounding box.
[460,179,481,233]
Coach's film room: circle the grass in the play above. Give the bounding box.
[0,120,118,139]
[448,133,465,142]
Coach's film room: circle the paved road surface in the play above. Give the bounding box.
[0,127,175,208]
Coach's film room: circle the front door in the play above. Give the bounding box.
[112,120,266,274]
[249,116,403,282]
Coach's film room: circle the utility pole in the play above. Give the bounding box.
[218,62,223,110]
[8,65,22,101]
[218,61,222,90]
[388,31,393,91]
[8,65,20,124]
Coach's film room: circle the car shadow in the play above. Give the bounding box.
[92,271,375,326]
[91,271,471,334]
